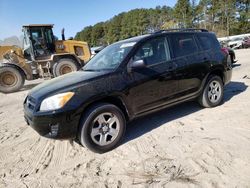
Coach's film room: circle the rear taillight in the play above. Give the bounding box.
[221,47,229,55]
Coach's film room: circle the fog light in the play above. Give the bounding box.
[49,124,59,136]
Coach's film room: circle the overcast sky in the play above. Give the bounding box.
[0,0,177,40]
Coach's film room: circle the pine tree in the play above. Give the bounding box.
[174,0,192,27]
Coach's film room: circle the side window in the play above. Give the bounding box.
[74,46,84,56]
[172,34,198,57]
[23,29,31,50]
[198,34,221,51]
[44,28,54,44]
[198,35,213,50]
[133,37,171,66]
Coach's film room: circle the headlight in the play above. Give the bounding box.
[40,92,74,111]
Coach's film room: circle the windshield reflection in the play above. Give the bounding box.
[83,42,136,71]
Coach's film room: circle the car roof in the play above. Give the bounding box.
[114,29,211,45]
[115,34,150,44]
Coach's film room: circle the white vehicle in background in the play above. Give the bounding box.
[228,37,244,49]
[91,46,105,58]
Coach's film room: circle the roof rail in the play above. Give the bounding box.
[153,28,208,34]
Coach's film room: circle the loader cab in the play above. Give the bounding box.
[23,24,55,61]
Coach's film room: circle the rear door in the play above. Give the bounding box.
[170,33,208,97]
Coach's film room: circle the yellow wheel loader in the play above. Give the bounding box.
[0,24,91,93]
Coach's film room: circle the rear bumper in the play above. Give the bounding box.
[24,106,80,139]
[224,67,232,85]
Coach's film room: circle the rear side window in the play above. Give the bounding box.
[171,34,198,58]
[197,34,221,51]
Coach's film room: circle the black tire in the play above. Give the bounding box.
[52,58,79,77]
[78,103,126,153]
[230,54,234,64]
[198,75,224,108]
[0,65,25,93]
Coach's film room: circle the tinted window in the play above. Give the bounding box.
[84,42,135,71]
[197,34,221,51]
[172,34,198,57]
[133,37,171,66]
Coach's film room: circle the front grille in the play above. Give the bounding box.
[26,96,36,111]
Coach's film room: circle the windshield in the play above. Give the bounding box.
[83,41,136,71]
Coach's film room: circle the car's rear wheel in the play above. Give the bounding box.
[199,75,224,108]
[78,103,126,153]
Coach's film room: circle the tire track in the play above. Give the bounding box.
[9,138,46,176]
[19,139,52,178]
[47,141,68,172]
[0,129,38,162]
[35,143,55,174]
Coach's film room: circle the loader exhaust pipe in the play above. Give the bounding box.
[61,28,65,40]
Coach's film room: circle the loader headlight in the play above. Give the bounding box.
[40,92,74,111]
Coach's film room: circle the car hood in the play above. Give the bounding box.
[29,70,108,99]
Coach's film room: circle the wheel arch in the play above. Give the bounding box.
[0,62,26,79]
[208,67,225,84]
[80,95,131,122]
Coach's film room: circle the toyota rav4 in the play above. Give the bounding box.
[24,29,232,153]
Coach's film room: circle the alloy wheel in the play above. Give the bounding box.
[208,80,222,103]
[90,112,120,146]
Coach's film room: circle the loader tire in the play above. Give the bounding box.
[53,58,79,77]
[0,65,25,93]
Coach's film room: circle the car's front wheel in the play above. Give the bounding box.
[78,103,126,153]
[199,75,224,108]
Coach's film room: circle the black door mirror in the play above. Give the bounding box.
[131,59,146,68]
[128,59,146,73]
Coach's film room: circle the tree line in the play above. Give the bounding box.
[75,0,250,46]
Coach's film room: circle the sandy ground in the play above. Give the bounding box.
[0,49,250,188]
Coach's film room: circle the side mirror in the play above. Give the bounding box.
[131,59,146,68]
[128,59,146,73]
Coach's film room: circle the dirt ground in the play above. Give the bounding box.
[0,49,250,188]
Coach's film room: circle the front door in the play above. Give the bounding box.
[126,36,178,115]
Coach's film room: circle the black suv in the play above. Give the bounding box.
[24,29,232,153]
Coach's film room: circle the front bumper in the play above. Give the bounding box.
[24,105,81,139]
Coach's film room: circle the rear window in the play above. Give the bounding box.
[197,34,220,51]
[171,34,198,58]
